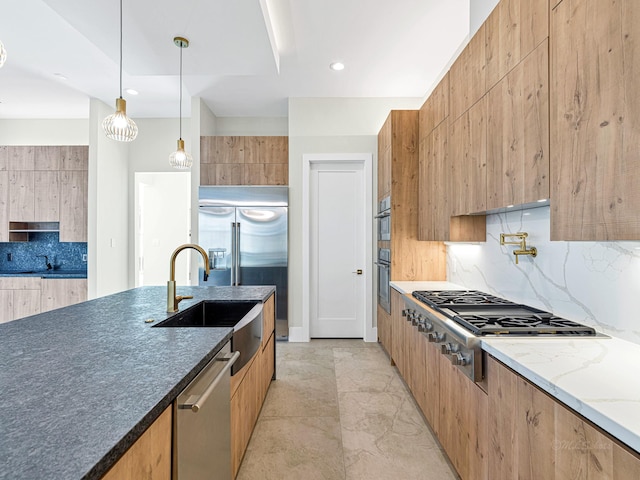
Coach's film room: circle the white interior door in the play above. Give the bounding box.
[309,161,365,338]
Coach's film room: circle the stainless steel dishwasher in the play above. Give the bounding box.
[174,341,239,479]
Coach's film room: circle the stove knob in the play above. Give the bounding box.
[451,352,468,366]
[440,343,453,355]
[422,321,433,332]
[412,314,423,327]
[428,331,445,343]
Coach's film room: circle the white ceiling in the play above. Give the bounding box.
[0,0,470,119]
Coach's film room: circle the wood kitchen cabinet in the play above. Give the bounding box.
[449,24,487,123]
[486,40,550,210]
[551,0,640,240]
[377,304,392,359]
[377,116,392,201]
[41,278,87,312]
[449,97,487,216]
[390,288,406,379]
[0,277,42,323]
[101,406,172,480]
[59,170,87,242]
[8,170,35,222]
[231,293,275,478]
[487,355,640,479]
[485,0,549,91]
[200,136,288,186]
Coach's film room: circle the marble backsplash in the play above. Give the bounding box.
[446,206,640,345]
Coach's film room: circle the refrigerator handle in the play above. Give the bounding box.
[230,222,236,285]
[235,222,241,285]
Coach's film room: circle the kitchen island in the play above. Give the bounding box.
[0,285,275,480]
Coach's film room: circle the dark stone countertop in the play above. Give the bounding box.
[0,285,275,480]
[0,269,88,278]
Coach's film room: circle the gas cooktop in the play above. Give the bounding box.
[412,290,596,336]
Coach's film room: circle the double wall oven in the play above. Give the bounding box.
[376,196,391,314]
[404,290,601,382]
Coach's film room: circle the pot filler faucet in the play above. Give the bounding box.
[167,243,210,313]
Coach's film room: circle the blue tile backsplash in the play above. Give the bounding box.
[0,232,87,272]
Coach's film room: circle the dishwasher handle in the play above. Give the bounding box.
[180,351,240,413]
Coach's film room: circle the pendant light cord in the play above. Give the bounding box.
[179,43,183,140]
[119,0,123,98]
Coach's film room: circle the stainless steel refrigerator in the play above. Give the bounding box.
[198,186,288,339]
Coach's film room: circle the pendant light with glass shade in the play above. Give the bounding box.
[102,0,138,142]
[169,36,192,169]
[0,39,7,68]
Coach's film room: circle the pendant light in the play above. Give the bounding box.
[0,40,6,68]
[102,0,138,142]
[169,36,192,169]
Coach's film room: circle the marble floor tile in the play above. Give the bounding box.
[239,340,458,480]
[236,416,346,480]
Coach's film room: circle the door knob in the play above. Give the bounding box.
[352,269,363,275]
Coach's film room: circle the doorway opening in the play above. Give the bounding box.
[134,172,191,286]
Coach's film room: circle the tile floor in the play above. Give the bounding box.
[237,339,458,480]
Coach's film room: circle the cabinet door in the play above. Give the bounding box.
[551,0,640,240]
[34,146,60,171]
[377,304,392,358]
[7,146,35,171]
[59,171,87,242]
[449,98,487,215]
[60,146,88,171]
[41,279,87,312]
[420,73,449,137]
[419,120,450,240]
[485,0,548,91]
[34,171,60,221]
[13,290,41,320]
[390,289,404,375]
[262,294,275,350]
[101,406,172,480]
[0,290,13,324]
[377,114,392,200]
[8,171,35,222]
[487,40,549,210]
[0,171,8,242]
[449,24,486,122]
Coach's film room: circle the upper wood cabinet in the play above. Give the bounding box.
[59,171,87,242]
[200,136,288,186]
[450,24,487,122]
[377,117,392,200]
[420,73,449,137]
[550,0,640,240]
[487,40,550,210]
[378,111,446,281]
[449,97,487,216]
[485,0,549,91]
[8,171,35,222]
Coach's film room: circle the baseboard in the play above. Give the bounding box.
[287,326,308,342]
[364,326,378,343]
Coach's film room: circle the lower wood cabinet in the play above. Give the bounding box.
[230,293,275,478]
[41,278,87,311]
[0,277,42,323]
[377,304,392,359]
[101,406,172,480]
[486,355,640,479]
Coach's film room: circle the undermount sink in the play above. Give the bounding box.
[154,300,263,374]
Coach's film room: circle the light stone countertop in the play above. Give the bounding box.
[390,280,640,454]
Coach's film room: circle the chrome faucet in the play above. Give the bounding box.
[167,244,210,312]
[37,255,53,270]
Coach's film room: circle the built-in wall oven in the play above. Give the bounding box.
[376,248,391,313]
[376,196,391,241]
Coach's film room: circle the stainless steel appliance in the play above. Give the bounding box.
[174,341,239,479]
[199,186,288,338]
[376,248,391,314]
[375,196,391,241]
[404,290,600,382]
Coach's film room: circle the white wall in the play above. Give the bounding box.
[447,207,640,346]
[288,97,423,335]
[88,98,130,298]
[215,117,288,136]
[0,119,88,145]
[470,0,500,36]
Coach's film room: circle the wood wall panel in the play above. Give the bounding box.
[551,0,640,240]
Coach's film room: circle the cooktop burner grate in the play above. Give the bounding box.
[411,290,597,337]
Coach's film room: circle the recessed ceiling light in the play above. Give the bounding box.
[125,88,139,96]
[330,62,345,71]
